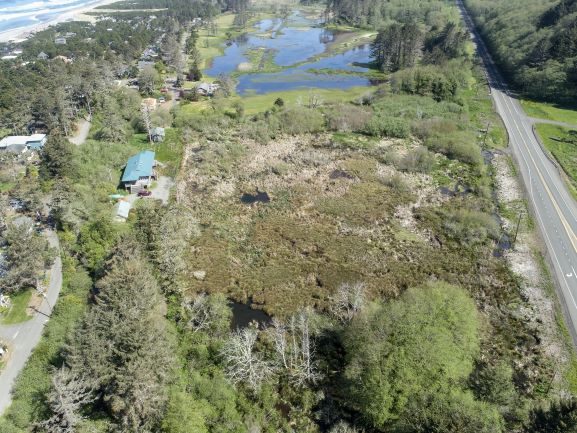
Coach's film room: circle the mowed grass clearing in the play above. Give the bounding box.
[534,123,577,192]
[178,86,372,116]
[1,290,33,325]
[521,100,577,125]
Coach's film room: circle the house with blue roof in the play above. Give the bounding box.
[121,150,157,193]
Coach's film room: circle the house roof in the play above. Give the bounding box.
[116,201,131,219]
[121,150,155,183]
[0,134,46,149]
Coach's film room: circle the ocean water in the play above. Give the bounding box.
[0,0,100,34]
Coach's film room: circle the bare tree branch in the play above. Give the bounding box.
[329,282,366,322]
[221,328,272,391]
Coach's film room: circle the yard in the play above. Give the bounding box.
[521,100,577,125]
[1,290,33,325]
[128,128,183,178]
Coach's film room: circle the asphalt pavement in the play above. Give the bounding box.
[457,0,577,344]
[0,230,62,415]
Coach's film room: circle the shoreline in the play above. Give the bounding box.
[0,0,120,43]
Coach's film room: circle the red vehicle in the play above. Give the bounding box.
[160,87,168,93]
[138,190,152,197]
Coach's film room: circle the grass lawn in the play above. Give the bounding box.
[0,181,15,193]
[521,100,577,125]
[129,128,183,178]
[242,87,370,114]
[1,290,33,325]
[534,123,577,191]
[178,86,372,116]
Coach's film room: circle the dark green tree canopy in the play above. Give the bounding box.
[344,282,502,432]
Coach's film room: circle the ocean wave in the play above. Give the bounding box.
[0,0,97,31]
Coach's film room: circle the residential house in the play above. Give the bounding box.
[55,37,67,45]
[151,127,165,143]
[141,98,158,111]
[0,55,17,61]
[196,82,220,96]
[37,51,49,60]
[0,134,47,153]
[120,150,157,193]
[141,47,158,60]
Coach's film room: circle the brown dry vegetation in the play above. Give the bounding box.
[178,132,502,317]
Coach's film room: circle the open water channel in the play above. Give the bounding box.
[204,11,374,95]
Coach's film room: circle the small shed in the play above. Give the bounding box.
[55,37,67,45]
[151,127,165,143]
[37,52,49,60]
[116,201,131,221]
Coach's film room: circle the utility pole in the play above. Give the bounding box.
[482,121,490,147]
[513,211,523,244]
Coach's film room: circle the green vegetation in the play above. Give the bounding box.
[464,0,577,101]
[345,283,502,432]
[0,265,92,432]
[0,290,33,325]
[0,0,573,431]
[522,100,577,125]
[534,123,577,189]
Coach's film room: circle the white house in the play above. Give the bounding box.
[0,134,47,153]
[196,82,220,96]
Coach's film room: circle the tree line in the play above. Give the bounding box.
[464,0,577,101]
[325,0,458,28]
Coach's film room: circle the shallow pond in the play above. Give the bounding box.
[240,191,270,204]
[230,299,272,329]
[204,11,374,94]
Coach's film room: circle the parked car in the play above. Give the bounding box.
[159,97,166,103]
[138,190,152,197]
[160,87,168,93]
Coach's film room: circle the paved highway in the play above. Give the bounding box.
[0,230,62,415]
[456,0,577,343]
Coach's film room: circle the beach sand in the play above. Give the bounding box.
[0,0,121,43]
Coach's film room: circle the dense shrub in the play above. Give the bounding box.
[365,115,410,138]
[345,282,502,433]
[240,118,280,144]
[279,107,325,135]
[398,146,436,173]
[425,131,482,166]
[325,103,372,132]
[391,62,471,102]
[381,173,409,193]
[442,209,500,246]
